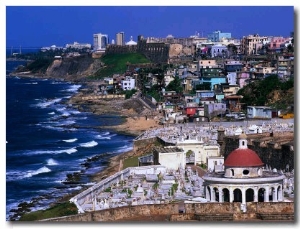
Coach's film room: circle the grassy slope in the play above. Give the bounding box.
[92,53,151,79]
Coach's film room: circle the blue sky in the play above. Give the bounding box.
[6,5,294,48]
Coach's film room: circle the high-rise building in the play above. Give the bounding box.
[93,33,109,51]
[207,30,231,42]
[116,32,125,46]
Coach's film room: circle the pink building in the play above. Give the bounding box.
[268,37,290,51]
[237,72,251,88]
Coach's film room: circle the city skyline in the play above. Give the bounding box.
[5,5,294,48]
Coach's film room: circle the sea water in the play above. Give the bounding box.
[5,60,134,220]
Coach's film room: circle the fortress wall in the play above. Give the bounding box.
[41,202,294,222]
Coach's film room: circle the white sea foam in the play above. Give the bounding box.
[24,166,51,178]
[56,120,76,126]
[35,98,62,108]
[83,182,96,186]
[28,147,78,155]
[25,82,38,84]
[61,112,71,117]
[63,138,78,143]
[48,112,55,115]
[56,107,66,112]
[65,85,81,92]
[116,145,133,153]
[67,186,83,191]
[70,110,81,114]
[96,133,116,140]
[96,135,111,140]
[46,158,58,166]
[79,140,98,148]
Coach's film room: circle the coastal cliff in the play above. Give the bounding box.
[45,55,103,81]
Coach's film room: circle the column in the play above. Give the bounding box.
[241,188,246,205]
[211,188,216,202]
[277,185,283,201]
[273,188,278,202]
[264,186,270,202]
[254,187,258,202]
[229,187,234,203]
[218,187,223,203]
[205,186,210,201]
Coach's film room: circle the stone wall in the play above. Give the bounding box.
[41,202,294,222]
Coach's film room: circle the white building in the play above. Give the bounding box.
[126,36,137,46]
[65,42,92,49]
[247,106,272,119]
[202,133,285,208]
[153,147,186,170]
[175,137,220,166]
[93,33,109,51]
[121,77,135,90]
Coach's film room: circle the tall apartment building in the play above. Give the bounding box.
[93,33,109,51]
[116,32,125,46]
[207,30,231,42]
[240,34,268,55]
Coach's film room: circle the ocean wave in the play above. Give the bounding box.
[60,112,71,117]
[56,107,66,112]
[7,167,51,180]
[96,133,116,140]
[63,138,78,143]
[27,147,78,155]
[24,166,51,178]
[67,186,83,191]
[65,85,81,92]
[46,158,58,166]
[35,98,62,108]
[79,140,98,148]
[96,135,111,140]
[116,145,133,153]
[55,120,76,126]
[48,112,55,115]
[82,182,96,186]
[70,110,81,115]
[25,82,38,84]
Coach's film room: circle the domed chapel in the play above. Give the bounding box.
[202,133,285,207]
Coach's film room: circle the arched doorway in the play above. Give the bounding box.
[213,187,219,202]
[258,188,265,202]
[246,188,254,202]
[222,188,230,202]
[233,188,242,202]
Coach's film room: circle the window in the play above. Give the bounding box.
[243,170,249,175]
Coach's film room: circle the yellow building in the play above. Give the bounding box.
[240,34,268,55]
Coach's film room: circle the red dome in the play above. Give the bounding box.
[224,148,264,167]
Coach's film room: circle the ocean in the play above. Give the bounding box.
[5,60,134,220]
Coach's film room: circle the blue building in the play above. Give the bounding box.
[224,61,243,73]
[211,44,228,57]
[208,30,232,42]
[247,106,272,119]
[200,76,227,91]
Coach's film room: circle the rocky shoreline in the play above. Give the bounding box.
[7,71,163,220]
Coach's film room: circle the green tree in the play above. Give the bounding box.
[166,76,183,93]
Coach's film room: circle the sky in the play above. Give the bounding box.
[5,4,295,48]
